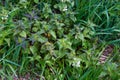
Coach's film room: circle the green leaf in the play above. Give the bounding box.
[38,36,48,43]
[0,39,3,45]
[70,15,76,22]
[99,72,107,78]
[79,33,84,41]
[18,37,23,43]
[19,31,27,38]
[32,27,38,32]
[30,46,37,54]
[58,39,72,49]
[34,0,39,3]
[49,30,56,39]
[4,38,10,46]
[35,55,41,61]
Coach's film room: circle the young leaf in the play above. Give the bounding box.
[19,31,27,38]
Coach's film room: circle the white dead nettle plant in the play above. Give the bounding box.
[60,0,75,11]
[61,0,68,11]
[0,9,8,20]
[1,8,19,20]
[72,57,81,67]
[62,6,68,11]
[1,15,8,20]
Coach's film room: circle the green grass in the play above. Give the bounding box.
[0,0,120,80]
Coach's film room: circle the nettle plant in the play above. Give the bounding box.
[0,0,99,78]
[0,0,119,79]
[0,0,95,65]
[0,8,16,47]
[9,0,95,68]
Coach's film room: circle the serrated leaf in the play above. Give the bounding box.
[30,46,37,54]
[19,31,27,38]
[38,36,48,43]
[49,30,56,39]
[79,33,84,41]
[58,39,72,49]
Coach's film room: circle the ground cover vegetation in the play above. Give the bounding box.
[0,0,120,80]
